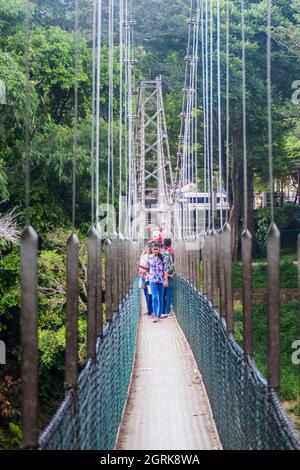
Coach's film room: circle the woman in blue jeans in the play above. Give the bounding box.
[138,243,167,323]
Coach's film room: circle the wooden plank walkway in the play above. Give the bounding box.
[116,299,222,450]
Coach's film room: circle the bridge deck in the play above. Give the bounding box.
[116,300,222,450]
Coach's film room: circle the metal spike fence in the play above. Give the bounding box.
[39,278,140,450]
[174,276,300,450]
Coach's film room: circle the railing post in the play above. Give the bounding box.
[21,226,39,449]
[118,236,124,307]
[241,228,253,354]
[186,247,190,281]
[95,223,103,337]
[205,232,212,299]
[218,228,226,317]
[211,229,218,307]
[105,239,113,323]
[122,238,126,300]
[267,223,281,393]
[185,244,188,280]
[196,241,201,289]
[133,241,139,284]
[87,227,99,358]
[201,234,206,294]
[200,242,204,293]
[111,237,119,313]
[125,239,129,294]
[129,241,134,286]
[192,245,196,285]
[65,233,79,388]
[224,222,234,334]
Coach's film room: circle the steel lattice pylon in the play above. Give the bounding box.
[134,76,174,238]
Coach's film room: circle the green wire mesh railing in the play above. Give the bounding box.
[39,279,140,450]
[174,276,300,450]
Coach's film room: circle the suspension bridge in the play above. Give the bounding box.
[18,0,300,451]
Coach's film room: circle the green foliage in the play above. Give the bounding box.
[0,229,89,446]
[234,302,300,401]
[233,255,298,289]
[255,209,272,256]
[0,422,22,450]
[255,206,300,255]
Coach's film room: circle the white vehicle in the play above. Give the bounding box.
[178,192,229,211]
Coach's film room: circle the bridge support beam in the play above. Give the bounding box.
[111,238,119,313]
[267,223,281,394]
[88,227,100,358]
[241,228,252,352]
[224,223,234,334]
[20,226,39,449]
[95,224,103,337]
[211,230,218,308]
[65,233,79,388]
[218,229,226,318]
[105,239,113,323]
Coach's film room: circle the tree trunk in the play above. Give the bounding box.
[229,136,243,259]
[247,166,255,239]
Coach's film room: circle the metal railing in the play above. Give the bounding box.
[174,276,300,450]
[39,279,140,450]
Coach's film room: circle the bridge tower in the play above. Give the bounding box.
[134,76,174,239]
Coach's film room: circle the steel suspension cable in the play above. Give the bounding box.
[175,0,194,239]
[91,0,97,224]
[72,0,80,231]
[24,1,31,227]
[107,0,114,224]
[125,2,135,238]
[124,0,128,235]
[205,0,211,229]
[190,1,201,236]
[187,24,196,235]
[194,0,201,236]
[241,0,248,230]
[119,0,124,233]
[201,0,208,232]
[267,0,274,222]
[176,0,193,191]
[225,0,231,223]
[130,0,138,227]
[95,0,102,224]
[174,1,194,239]
[217,0,223,228]
[209,0,214,229]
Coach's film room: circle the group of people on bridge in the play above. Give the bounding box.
[137,232,175,323]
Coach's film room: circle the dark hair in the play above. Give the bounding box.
[152,242,163,248]
[164,238,172,247]
[152,243,163,260]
